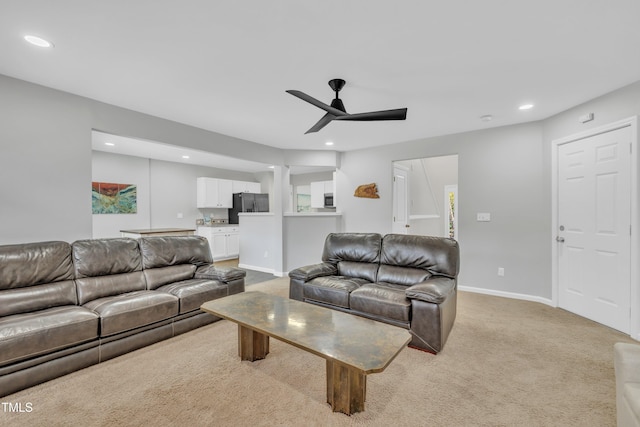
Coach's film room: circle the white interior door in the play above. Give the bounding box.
[392,165,410,234]
[557,125,631,332]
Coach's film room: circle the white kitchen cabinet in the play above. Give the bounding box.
[197,178,233,208]
[310,181,325,208]
[232,180,261,194]
[196,226,240,260]
[310,180,334,208]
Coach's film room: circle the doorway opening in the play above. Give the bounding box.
[392,155,458,238]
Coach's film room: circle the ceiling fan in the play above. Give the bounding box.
[286,79,408,134]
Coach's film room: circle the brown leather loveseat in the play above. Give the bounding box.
[289,233,459,354]
[0,236,245,397]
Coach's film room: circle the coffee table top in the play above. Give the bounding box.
[201,291,411,374]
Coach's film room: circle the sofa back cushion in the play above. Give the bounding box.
[143,265,197,290]
[322,233,382,282]
[72,238,146,304]
[0,241,77,317]
[379,234,459,285]
[139,236,213,269]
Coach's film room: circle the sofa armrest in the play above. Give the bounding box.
[195,265,246,282]
[405,277,456,304]
[615,342,640,384]
[288,262,337,282]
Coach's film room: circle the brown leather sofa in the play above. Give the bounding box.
[289,233,459,354]
[0,236,245,397]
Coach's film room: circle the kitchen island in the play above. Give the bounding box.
[120,228,196,238]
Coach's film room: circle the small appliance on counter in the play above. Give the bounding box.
[229,192,269,224]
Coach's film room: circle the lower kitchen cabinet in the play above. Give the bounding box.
[197,226,239,261]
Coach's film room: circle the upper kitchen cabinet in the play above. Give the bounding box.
[197,177,233,208]
[232,180,261,194]
[310,179,335,208]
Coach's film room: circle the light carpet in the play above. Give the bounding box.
[1,277,634,427]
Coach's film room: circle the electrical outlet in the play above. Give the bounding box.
[477,212,491,222]
[498,267,505,277]
[177,212,183,219]
[264,251,269,258]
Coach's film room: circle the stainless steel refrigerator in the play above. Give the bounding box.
[229,192,269,224]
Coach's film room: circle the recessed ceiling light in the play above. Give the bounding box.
[519,104,534,110]
[268,165,275,169]
[479,115,493,122]
[104,142,115,146]
[24,35,54,48]
[325,141,334,146]
[182,155,190,159]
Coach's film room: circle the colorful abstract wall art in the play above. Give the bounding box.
[92,182,137,214]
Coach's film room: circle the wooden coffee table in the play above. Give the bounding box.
[201,291,411,415]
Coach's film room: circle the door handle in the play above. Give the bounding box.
[556,236,565,243]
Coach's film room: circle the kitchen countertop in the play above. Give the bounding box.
[120,228,196,235]
[284,212,342,217]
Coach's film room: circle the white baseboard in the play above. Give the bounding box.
[458,285,554,307]
[238,263,288,278]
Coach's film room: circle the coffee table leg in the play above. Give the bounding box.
[326,360,366,415]
[238,325,269,361]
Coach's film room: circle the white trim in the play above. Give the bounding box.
[551,116,639,340]
[409,214,440,220]
[238,263,287,278]
[459,285,554,306]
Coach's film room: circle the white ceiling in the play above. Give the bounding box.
[92,131,273,173]
[2,1,640,155]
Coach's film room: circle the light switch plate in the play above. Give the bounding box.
[477,212,491,222]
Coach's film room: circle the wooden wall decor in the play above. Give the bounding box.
[354,183,379,199]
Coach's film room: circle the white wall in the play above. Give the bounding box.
[4,71,640,305]
[92,151,151,238]
[338,122,548,298]
[0,73,282,244]
[91,151,259,237]
[0,76,92,244]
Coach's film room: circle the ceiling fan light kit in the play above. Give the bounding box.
[286,79,408,134]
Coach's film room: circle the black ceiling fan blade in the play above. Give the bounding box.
[286,90,347,117]
[334,108,407,122]
[305,113,336,134]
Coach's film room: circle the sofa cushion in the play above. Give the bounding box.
[0,306,99,367]
[83,291,178,337]
[144,264,197,290]
[0,241,74,289]
[321,233,382,265]
[377,264,431,286]
[0,241,77,316]
[139,236,213,269]
[350,283,411,323]
[75,272,148,305]
[72,238,142,278]
[156,279,228,314]
[0,280,78,318]
[381,234,459,278]
[337,260,378,282]
[304,276,369,308]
